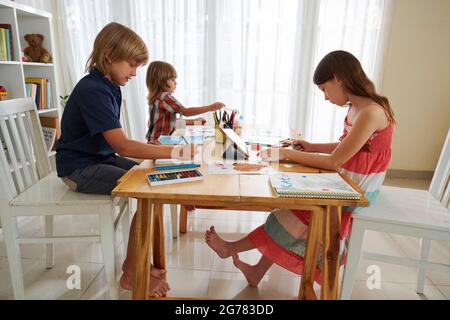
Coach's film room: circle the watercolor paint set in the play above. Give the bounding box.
[147,169,204,186]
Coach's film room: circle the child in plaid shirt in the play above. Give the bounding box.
[146,61,224,143]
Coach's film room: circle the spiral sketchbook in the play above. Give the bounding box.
[269,173,361,199]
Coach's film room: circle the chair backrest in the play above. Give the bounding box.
[120,100,132,139]
[0,98,51,201]
[429,128,450,208]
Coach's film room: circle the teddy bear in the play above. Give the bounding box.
[22,34,53,63]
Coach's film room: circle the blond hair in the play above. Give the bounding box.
[86,22,148,74]
[146,61,177,104]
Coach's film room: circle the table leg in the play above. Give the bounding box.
[179,205,188,233]
[298,207,324,300]
[132,199,155,300]
[320,206,342,300]
[153,202,166,273]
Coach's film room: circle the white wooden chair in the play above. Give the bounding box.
[120,100,180,239]
[0,98,131,299]
[341,128,450,299]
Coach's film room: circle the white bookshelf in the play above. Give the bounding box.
[0,0,60,167]
[0,0,60,118]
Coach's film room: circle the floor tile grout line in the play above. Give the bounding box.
[166,265,314,280]
[352,279,443,286]
[77,265,104,300]
[0,254,107,266]
[0,254,106,266]
[201,237,215,298]
[350,280,447,299]
[433,284,449,299]
[205,264,215,298]
[387,233,445,286]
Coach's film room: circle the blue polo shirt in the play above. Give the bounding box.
[55,68,122,177]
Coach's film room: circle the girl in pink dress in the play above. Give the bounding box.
[205,50,395,286]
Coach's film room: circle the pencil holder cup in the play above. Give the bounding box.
[215,125,226,144]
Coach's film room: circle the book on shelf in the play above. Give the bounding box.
[46,79,51,109]
[25,77,51,110]
[0,24,14,61]
[26,83,38,106]
[42,126,56,152]
[269,172,361,199]
[0,28,7,61]
[5,28,11,61]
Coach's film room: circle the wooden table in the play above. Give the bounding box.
[112,140,369,300]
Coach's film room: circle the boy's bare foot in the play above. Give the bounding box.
[204,226,232,258]
[151,266,166,279]
[119,272,170,298]
[122,264,166,279]
[232,254,264,287]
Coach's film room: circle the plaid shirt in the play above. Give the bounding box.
[146,92,183,142]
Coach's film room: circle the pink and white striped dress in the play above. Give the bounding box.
[248,110,394,283]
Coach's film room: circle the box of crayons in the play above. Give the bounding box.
[147,169,204,186]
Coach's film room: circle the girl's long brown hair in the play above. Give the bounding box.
[86,22,148,75]
[313,50,395,124]
[146,61,177,105]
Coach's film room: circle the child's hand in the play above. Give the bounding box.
[173,144,199,160]
[258,148,287,162]
[291,139,313,152]
[147,140,161,145]
[209,102,225,111]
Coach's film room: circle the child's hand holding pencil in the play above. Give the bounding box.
[272,138,315,152]
[291,139,314,152]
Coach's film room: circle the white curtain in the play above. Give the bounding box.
[14,0,52,12]
[53,0,111,95]
[306,0,394,142]
[24,0,393,143]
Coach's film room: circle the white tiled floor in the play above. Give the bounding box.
[0,178,449,300]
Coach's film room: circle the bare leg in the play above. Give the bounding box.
[232,254,273,287]
[205,226,255,258]
[204,226,273,287]
[120,213,170,297]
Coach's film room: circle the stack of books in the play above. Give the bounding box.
[25,77,52,110]
[0,24,13,61]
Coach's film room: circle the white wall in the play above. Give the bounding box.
[382,0,450,171]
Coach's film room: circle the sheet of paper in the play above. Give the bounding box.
[207,160,275,175]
